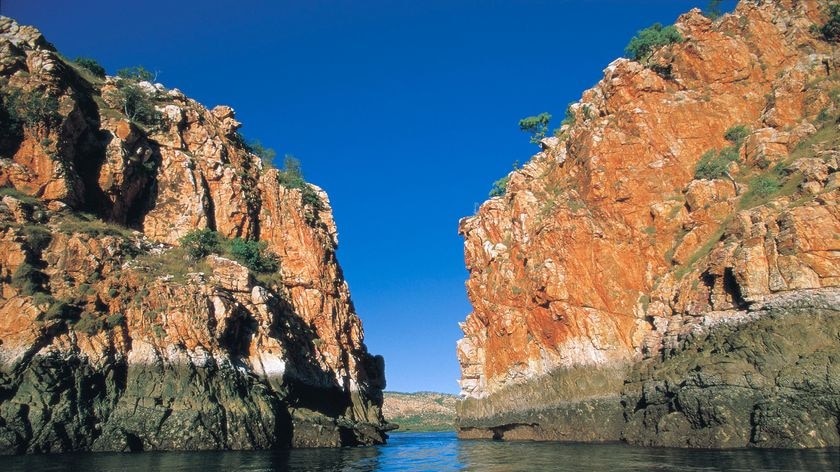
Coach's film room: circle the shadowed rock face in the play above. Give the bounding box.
[0,17,387,453]
[457,0,840,448]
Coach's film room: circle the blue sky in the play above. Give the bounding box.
[7,0,735,394]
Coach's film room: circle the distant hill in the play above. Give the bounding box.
[383,392,458,432]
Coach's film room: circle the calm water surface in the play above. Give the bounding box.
[1,432,838,471]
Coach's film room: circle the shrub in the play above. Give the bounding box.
[41,300,74,321]
[695,149,735,180]
[228,238,279,273]
[106,313,126,328]
[489,175,510,198]
[625,23,683,62]
[1,88,60,132]
[116,66,154,82]
[73,57,106,78]
[820,4,840,41]
[11,262,41,295]
[750,175,781,197]
[31,292,54,307]
[179,229,222,260]
[21,225,52,253]
[107,81,158,125]
[724,125,750,147]
[74,312,105,335]
[518,112,552,145]
[561,105,576,126]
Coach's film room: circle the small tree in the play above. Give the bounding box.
[518,112,552,145]
[74,57,106,78]
[179,229,221,259]
[488,175,509,198]
[625,23,683,62]
[704,0,723,20]
[249,140,277,169]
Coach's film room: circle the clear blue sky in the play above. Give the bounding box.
[7,0,734,394]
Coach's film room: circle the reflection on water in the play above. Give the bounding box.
[0,432,837,471]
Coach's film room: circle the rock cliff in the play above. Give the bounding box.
[457,0,840,448]
[0,17,387,453]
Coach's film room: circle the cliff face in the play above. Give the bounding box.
[457,0,840,448]
[0,18,387,453]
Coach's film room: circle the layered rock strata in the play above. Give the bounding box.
[457,0,840,448]
[0,17,387,453]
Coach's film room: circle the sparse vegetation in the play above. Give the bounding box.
[625,23,683,62]
[695,149,736,180]
[21,225,52,253]
[0,86,61,139]
[177,229,279,273]
[180,228,222,260]
[518,112,551,145]
[561,105,576,127]
[73,57,106,78]
[228,238,280,273]
[818,4,840,42]
[488,175,510,198]
[276,155,324,212]
[249,140,277,169]
[40,299,75,322]
[116,66,154,82]
[74,312,105,335]
[58,213,134,238]
[704,0,724,20]
[105,66,159,125]
[694,125,749,180]
[0,186,39,205]
[724,125,750,146]
[106,313,126,328]
[11,262,41,296]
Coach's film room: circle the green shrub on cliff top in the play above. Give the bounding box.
[625,23,683,62]
[73,57,106,78]
[277,155,324,212]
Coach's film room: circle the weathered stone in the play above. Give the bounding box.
[457,0,840,448]
[0,16,386,454]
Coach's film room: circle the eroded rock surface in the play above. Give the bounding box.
[457,0,840,448]
[0,17,387,453]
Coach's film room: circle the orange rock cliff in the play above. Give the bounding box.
[0,17,388,453]
[457,0,840,448]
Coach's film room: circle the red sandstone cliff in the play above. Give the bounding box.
[457,0,840,448]
[0,17,387,453]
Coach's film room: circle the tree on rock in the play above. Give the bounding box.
[518,112,551,145]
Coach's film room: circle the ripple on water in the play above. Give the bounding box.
[0,432,837,471]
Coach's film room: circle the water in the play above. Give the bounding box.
[1,432,838,471]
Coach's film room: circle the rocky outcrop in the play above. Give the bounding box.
[457,0,840,448]
[0,17,387,453]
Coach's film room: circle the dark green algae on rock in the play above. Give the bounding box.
[0,356,388,454]
[622,298,840,448]
[457,291,840,448]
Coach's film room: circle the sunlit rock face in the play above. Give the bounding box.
[457,0,840,448]
[0,16,387,453]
